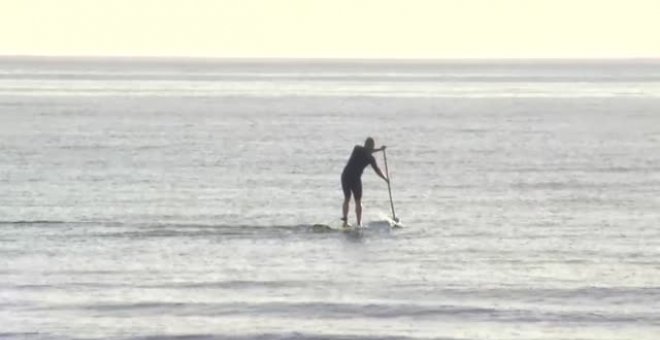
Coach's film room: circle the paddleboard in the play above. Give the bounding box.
[311,219,402,233]
[311,223,360,232]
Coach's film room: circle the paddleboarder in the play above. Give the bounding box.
[341,137,389,227]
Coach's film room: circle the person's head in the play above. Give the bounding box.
[364,137,375,151]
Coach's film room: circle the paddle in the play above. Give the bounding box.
[382,148,401,226]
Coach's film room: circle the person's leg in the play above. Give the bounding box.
[353,179,363,226]
[342,198,350,226]
[341,174,351,225]
[355,198,362,226]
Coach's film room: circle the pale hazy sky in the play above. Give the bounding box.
[0,0,658,58]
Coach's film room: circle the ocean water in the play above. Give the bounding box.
[1,57,659,339]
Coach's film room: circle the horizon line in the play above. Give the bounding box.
[1,54,660,63]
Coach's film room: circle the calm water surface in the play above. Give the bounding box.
[1,58,659,339]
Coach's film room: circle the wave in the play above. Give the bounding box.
[0,220,68,225]
[0,333,43,339]
[5,71,660,83]
[0,220,381,239]
[34,300,659,325]
[96,223,323,239]
[129,333,438,340]
[8,332,425,340]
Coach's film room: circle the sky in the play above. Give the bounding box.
[0,0,658,59]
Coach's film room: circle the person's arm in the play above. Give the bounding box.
[370,159,389,183]
[371,145,387,153]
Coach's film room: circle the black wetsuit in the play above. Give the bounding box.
[341,145,378,201]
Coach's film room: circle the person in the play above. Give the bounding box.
[341,137,388,227]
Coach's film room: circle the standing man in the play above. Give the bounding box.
[341,137,388,227]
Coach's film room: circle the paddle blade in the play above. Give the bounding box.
[386,216,404,228]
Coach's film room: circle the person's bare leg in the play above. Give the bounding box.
[355,198,362,227]
[342,198,350,227]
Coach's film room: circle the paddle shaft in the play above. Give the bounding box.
[383,149,397,221]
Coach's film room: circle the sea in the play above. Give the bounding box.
[1,57,659,339]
